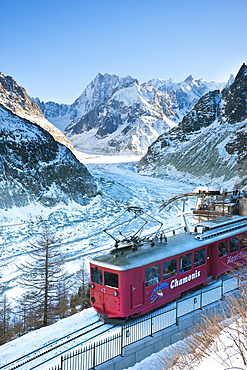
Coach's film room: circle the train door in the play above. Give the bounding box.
[206,243,217,278]
[130,269,144,309]
[206,244,213,276]
[90,266,105,312]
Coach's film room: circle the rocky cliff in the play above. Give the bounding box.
[0,104,97,209]
[0,72,73,150]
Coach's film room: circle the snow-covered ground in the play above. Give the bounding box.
[1,304,241,370]
[124,320,246,370]
[0,153,196,300]
[0,153,242,369]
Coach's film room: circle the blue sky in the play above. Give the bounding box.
[1,0,246,103]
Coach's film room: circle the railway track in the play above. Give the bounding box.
[0,320,115,370]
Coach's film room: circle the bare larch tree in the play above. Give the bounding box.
[18,225,71,327]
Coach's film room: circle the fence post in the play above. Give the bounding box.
[92,342,96,370]
[150,315,153,337]
[60,355,63,370]
[120,326,124,357]
[200,288,203,310]
[175,300,178,325]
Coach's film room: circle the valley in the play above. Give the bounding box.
[0,153,195,298]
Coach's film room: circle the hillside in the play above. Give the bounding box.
[137,64,247,185]
[0,105,97,209]
[0,72,73,150]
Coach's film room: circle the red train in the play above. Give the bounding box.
[90,215,247,322]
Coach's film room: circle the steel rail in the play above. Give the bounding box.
[0,320,108,370]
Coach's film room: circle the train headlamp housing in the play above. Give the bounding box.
[113,291,118,296]
[90,283,95,289]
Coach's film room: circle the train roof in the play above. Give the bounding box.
[90,215,247,271]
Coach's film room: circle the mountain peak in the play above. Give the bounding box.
[0,71,43,118]
[92,72,138,87]
[184,75,194,84]
[35,70,228,155]
[226,74,235,87]
[235,63,247,80]
[221,62,247,124]
[0,71,73,149]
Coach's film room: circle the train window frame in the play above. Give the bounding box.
[240,233,247,249]
[145,264,160,287]
[163,258,177,280]
[194,248,206,267]
[104,271,119,289]
[91,267,103,285]
[230,237,239,253]
[218,240,228,257]
[180,253,192,273]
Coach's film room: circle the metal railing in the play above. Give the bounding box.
[61,333,122,370]
[49,275,239,370]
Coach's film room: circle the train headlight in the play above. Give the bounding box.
[113,291,118,296]
[90,283,95,289]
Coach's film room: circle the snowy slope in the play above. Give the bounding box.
[138,64,247,183]
[0,305,243,370]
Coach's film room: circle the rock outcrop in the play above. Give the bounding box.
[0,105,97,209]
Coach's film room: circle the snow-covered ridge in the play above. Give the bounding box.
[35,72,226,154]
[137,63,247,184]
[0,72,73,150]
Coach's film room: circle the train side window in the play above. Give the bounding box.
[180,253,192,273]
[104,271,119,288]
[194,249,206,267]
[240,233,247,249]
[230,237,239,253]
[145,264,160,286]
[163,259,177,279]
[218,241,228,257]
[91,267,102,285]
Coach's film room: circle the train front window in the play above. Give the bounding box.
[91,267,102,285]
[163,259,177,279]
[180,253,192,273]
[230,237,239,253]
[145,265,160,286]
[104,271,119,288]
[218,241,228,257]
[240,233,247,249]
[194,249,205,267]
